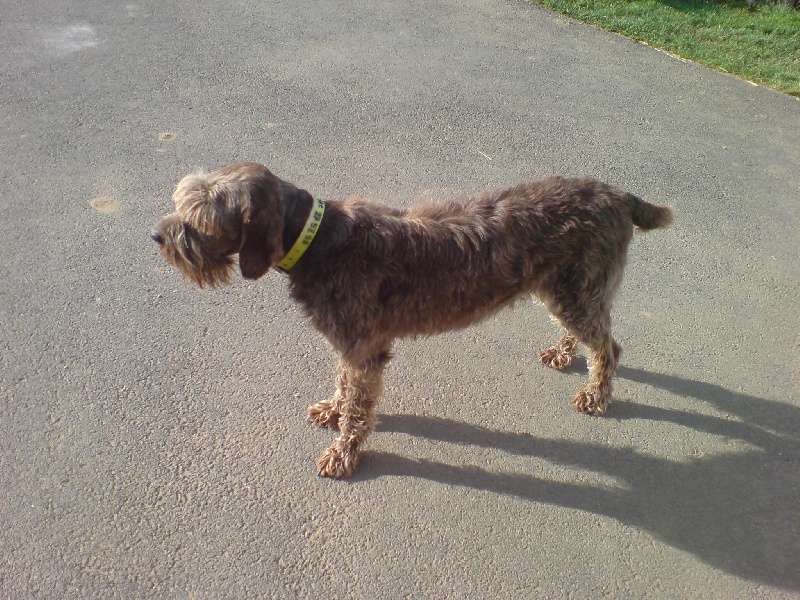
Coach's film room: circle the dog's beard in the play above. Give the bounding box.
[160,228,236,289]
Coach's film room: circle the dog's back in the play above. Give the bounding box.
[356,176,671,274]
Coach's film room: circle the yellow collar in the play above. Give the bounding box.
[276,197,325,271]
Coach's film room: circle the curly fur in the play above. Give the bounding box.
[152,162,674,478]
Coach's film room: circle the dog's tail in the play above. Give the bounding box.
[629,194,674,231]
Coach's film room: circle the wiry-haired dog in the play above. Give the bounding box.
[151,162,673,478]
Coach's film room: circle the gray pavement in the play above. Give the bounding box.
[2,0,798,597]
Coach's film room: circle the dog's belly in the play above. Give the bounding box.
[377,273,535,338]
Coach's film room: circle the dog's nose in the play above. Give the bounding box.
[150,229,164,245]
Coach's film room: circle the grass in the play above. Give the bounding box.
[530,0,800,96]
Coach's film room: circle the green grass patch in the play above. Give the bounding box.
[530,0,800,96]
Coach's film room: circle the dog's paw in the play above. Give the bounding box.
[572,388,608,416]
[539,346,574,370]
[308,400,341,430]
[317,443,359,479]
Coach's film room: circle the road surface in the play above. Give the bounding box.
[2,0,798,597]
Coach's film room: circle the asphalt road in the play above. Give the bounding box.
[2,0,798,597]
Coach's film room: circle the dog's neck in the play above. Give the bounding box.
[281,190,301,237]
[276,189,325,272]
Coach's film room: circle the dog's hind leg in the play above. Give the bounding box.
[571,322,620,416]
[558,304,619,416]
[546,291,620,415]
[316,350,392,478]
[539,331,579,370]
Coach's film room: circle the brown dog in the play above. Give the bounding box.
[152,162,673,478]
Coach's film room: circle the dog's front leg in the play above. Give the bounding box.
[316,352,390,478]
[308,368,347,430]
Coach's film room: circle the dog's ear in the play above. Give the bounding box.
[238,202,283,280]
[238,180,304,280]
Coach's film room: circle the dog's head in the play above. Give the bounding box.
[151,162,306,287]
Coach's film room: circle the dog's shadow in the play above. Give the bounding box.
[356,366,800,590]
